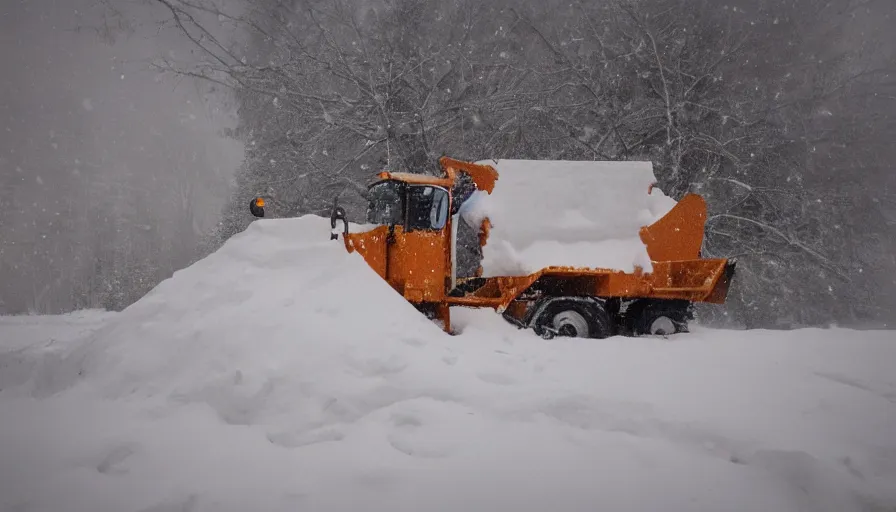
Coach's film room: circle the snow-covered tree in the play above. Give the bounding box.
[152,0,896,328]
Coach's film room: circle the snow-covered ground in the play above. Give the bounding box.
[2,215,895,512]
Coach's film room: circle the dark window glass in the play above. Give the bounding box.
[366,181,404,225]
[407,185,450,231]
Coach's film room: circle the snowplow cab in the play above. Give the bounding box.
[364,177,452,230]
[330,161,497,327]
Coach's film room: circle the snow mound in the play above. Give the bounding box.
[1,214,896,512]
[14,215,449,401]
[460,159,676,276]
[0,309,114,351]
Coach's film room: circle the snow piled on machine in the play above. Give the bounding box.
[459,159,677,276]
[2,214,896,512]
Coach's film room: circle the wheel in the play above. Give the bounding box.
[628,300,691,336]
[531,298,612,339]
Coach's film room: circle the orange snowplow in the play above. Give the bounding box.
[252,156,736,338]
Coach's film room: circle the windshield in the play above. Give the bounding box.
[407,185,449,231]
[365,180,450,231]
[366,180,404,225]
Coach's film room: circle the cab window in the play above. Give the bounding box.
[407,185,449,231]
[366,181,404,225]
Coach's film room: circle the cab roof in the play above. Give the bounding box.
[374,171,453,188]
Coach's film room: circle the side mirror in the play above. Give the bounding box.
[330,198,348,240]
[249,197,266,218]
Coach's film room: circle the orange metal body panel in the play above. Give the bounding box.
[439,157,499,194]
[344,220,455,330]
[639,193,707,262]
[376,158,498,193]
[384,225,450,303]
[344,224,450,303]
[344,226,389,279]
[444,258,732,312]
[376,171,454,188]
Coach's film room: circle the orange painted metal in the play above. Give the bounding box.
[639,193,707,262]
[432,302,452,333]
[337,157,734,334]
[344,224,450,303]
[375,157,498,193]
[343,226,389,279]
[438,157,499,193]
[443,257,732,313]
[376,171,454,188]
[385,225,450,303]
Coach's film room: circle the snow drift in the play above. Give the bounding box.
[2,214,896,512]
[459,159,677,276]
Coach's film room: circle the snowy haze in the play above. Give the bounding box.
[1,2,895,510]
[0,0,243,314]
[1,0,895,328]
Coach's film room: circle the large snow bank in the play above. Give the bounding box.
[459,159,677,276]
[0,310,117,394]
[0,309,115,352]
[2,215,896,512]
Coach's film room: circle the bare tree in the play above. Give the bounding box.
[146,0,896,328]
[148,0,540,215]
[508,0,896,327]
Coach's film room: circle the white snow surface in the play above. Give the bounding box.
[460,159,677,276]
[2,215,896,512]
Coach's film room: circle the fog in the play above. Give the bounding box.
[1,0,894,329]
[0,0,243,314]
